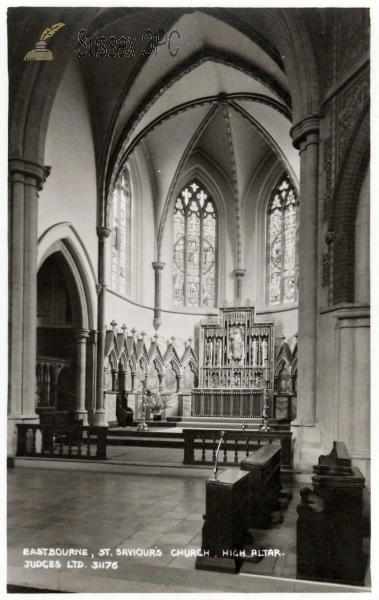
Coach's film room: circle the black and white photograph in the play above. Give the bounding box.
[6,3,373,595]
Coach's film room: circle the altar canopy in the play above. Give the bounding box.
[192,306,274,417]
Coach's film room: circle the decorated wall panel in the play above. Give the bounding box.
[199,307,274,389]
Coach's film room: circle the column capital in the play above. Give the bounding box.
[96,226,111,238]
[290,115,320,150]
[8,157,49,190]
[152,261,165,271]
[72,328,90,341]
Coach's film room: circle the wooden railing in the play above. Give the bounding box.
[16,424,108,460]
[183,428,292,469]
[15,424,292,468]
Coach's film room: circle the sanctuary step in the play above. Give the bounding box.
[167,416,289,431]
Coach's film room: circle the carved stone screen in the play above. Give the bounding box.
[192,307,274,417]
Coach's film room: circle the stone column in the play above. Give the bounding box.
[94,227,110,426]
[158,373,165,392]
[131,371,137,393]
[73,329,90,426]
[8,158,48,455]
[290,117,321,469]
[233,268,245,305]
[120,370,128,393]
[335,308,370,481]
[152,261,165,330]
[177,374,183,392]
[290,118,320,427]
[86,330,97,425]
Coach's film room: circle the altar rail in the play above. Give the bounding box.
[16,424,108,460]
[15,424,293,468]
[183,429,292,469]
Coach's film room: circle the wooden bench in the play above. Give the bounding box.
[296,441,366,586]
[196,442,283,574]
[241,442,281,527]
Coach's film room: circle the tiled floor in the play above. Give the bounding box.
[8,466,370,593]
[106,444,184,463]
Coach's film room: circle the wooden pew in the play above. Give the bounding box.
[296,441,366,586]
[196,442,283,574]
[240,442,281,528]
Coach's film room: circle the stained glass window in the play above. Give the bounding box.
[111,169,132,295]
[268,176,298,305]
[173,182,217,307]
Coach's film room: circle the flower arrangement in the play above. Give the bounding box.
[147,391,170,413]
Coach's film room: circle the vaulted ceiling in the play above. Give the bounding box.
[79,9,301,220]
[9,7,308,208]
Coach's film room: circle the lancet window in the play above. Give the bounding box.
[173,181,217,307]
[268,176,298,305]
[111,168,132,295]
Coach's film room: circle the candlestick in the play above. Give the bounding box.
[137,381,149,431]
[260,373,271,431]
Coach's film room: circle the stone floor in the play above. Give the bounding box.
[106,444,184,463]
[8,467,370,593]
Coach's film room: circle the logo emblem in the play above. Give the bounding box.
[24,23,65,61]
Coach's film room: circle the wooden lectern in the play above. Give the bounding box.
[195,469,252,573]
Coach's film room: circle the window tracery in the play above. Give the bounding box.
[173,181,217,307]
[268,176,298,305]
[111,169,132,295]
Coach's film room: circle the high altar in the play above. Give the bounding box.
[192,306,274,417]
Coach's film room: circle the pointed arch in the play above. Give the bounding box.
[266,175,299,306]
[331,108,370,305]
[171,178,218,308]
[38,223,97,330]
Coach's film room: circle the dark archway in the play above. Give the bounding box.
[36,250,90,415]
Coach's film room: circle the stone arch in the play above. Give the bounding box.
[244,155,297,309]
[119,350,128,371]
[103,10,319,228]
[38,223,97,330]
[277,8,320,124]
[153,358,164,375]
[9,9,99,164]
[331,109,370,305]
[36,241,94,416]
[10,9,319,223]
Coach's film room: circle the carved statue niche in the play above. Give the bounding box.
[231,371,241,387]
[228,326,244,364]
[215,337,223,366]
[212,371,219,388]
[205,337,213,366]
[277,365,292,394]
[251,337,258,368]
[261,338,268,365]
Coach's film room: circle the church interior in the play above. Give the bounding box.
[7,7,371,594]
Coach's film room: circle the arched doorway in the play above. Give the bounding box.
[36,250,91,424]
